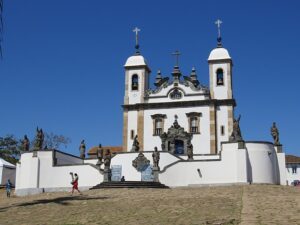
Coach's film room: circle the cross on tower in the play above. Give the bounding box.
[215,19,222,39]
[172,50,181,67]
[133,27,141,51]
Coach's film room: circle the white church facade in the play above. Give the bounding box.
[15,27,287,196]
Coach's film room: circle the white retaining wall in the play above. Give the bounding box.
[15,151,102,196]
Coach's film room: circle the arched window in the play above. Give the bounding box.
[216,69,224,86]
[131,74,139,90]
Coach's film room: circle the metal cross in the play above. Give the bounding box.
[133,27,141,47]
[172,50,181,67]
[215,19,222,39]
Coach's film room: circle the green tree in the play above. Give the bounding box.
[0,135,21,164]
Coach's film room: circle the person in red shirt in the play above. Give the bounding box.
[70,172,82,195]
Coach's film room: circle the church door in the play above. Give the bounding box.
[174,140,184,155]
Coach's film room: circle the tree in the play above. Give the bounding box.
[0,135,21,164]
[43,132,71,150]
[31,132,71,150]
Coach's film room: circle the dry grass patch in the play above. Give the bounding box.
[0,185,298,225]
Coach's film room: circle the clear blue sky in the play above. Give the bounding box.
[1,0,299,157]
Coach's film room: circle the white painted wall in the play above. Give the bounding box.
[127,69,149,105]
[143,106,211,154]
[286,163,300,185]
[216,106,229,151]
[209,63,231,100]
[147,83,209,103]
[16,151,102,196]
[55,151,83,165]
[127,110,138,151]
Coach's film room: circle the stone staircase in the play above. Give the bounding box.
[90,181,169,189]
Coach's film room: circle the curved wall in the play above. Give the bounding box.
[246,142,277,184]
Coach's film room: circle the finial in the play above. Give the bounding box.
[190,67,197,80]
[133,27,141,54]
[175,114,178,120]
[154,70,163,87]
[215,19,223,47]
[172,50,181,67]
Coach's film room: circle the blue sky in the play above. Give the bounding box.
[0,0,299,156]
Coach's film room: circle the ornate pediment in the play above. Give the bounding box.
[160,115,193,154]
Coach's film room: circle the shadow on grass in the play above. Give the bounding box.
[0,195,109,212]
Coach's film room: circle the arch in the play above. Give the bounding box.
[131,74,139,90]
[216,68,224,86]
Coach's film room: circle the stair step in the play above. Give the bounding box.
[90,181,169,189]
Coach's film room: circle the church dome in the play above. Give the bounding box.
[208,47,231,61]
[124,55,148,67]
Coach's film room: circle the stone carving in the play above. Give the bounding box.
[132,152,150,172]
[187,143,194,160]
[103,149,112,182]
[103,149,112,169]
[79,140,86,159]
[160,115,193,154]
[34,127,44,150]
[271,122,280,145]
[152,147,160,169]
[229,115,243,142]
[131,135,140,152]
[22,135,30,151]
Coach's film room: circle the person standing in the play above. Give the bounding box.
[6,179,12,198]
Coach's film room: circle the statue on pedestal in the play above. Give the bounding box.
[152,147,160,169]
[229,115,243,142]
[22,135,30,151]
[79,140,86,159]
[271,122,280,145]
[34,127,44,150]
[96,144,103,166]
[187,143,193,160]
[131,135,140,152]
[103,149,112,182]
[103,149,112,169]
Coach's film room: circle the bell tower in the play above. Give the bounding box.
[207,20,235,153]
[123,28,151,152]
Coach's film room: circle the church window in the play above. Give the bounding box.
[216,69,224,86]
[155,119,163,135]
[169,89,182,99]
[131,74,139,90]
[151,114,166,136]
[292,166,297,174]
[190,117,198,133]
[186,112,202,134]
[221,126,225,136]
[130,130,135,140]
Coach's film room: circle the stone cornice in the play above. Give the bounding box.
[122,99,236,110]
[124,65,151,73]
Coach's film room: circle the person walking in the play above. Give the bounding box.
[70,173,82,195]
[6,179,12,198]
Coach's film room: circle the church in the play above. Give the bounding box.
[15,24,287,196]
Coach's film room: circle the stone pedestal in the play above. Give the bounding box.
[32,150,38,157]
[238,140,245,149]
[152,167,160,182]
[103,168,111,182]
[275,144,283,153]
